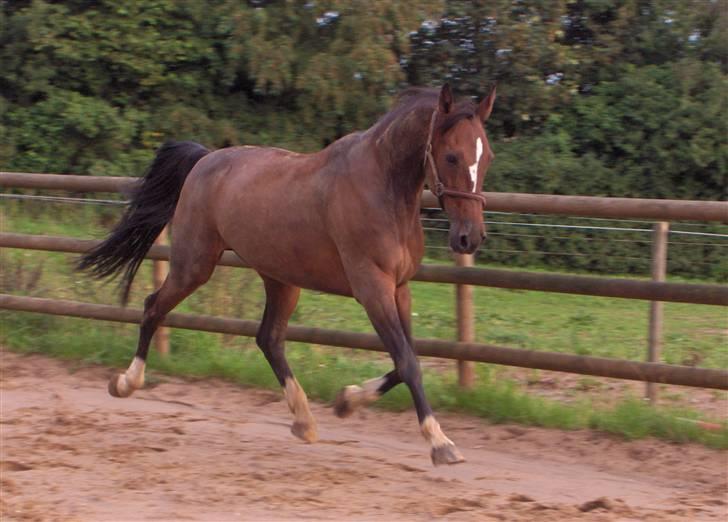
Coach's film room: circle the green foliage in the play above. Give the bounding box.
[406,0,726,201]
[589,398,728,448]
[564,61,727,199]
[0,0,443,171]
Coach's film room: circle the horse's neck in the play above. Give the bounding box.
[376,107,432,211]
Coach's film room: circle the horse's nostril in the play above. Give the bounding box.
[459,234,469,249]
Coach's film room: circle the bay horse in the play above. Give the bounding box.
[79,84,496,465]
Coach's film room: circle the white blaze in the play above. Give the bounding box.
[468,137,483,192]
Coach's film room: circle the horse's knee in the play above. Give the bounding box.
[395,354,421,386]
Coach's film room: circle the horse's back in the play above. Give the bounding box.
[176,144,355,294]
[172,133,415,295]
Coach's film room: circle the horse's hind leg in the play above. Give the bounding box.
[109,231,223,398]
[256,276,317,443]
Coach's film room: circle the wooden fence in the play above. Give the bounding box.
[2,172,727,395]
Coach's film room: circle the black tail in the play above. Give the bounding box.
[78,141,210,304]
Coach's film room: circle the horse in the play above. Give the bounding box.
[79,83,496,465]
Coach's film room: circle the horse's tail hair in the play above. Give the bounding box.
[77,140,210,305]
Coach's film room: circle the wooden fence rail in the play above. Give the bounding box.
[1,233,725,306]
[2,171,727,221]
[2,294,726,390]
[2,172,727,395]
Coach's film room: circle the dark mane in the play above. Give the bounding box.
[370,87,477,138]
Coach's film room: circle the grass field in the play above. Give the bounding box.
[2,199,727,448]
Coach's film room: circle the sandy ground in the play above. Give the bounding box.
[1,351,726,522]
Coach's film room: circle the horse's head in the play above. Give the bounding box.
[427,84,496,254]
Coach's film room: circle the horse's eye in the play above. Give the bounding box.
[445,154,457,165]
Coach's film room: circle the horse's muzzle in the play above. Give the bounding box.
[449,222,485,255]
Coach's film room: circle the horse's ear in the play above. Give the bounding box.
[478,85,496,122]
[438,83,454,114]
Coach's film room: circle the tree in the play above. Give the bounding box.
[225,0,443,143]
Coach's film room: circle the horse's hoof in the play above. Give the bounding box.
[291,421,318,443]
[108,374,133,398]
[431,443,465,466]
[333,387,355,418]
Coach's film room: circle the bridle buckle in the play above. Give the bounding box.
[433,182,445,198]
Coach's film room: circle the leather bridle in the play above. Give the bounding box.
[423,110,487,210]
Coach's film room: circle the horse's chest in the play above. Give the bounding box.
[396,235,425,285]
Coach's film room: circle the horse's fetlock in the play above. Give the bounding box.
[333,385,362,418]
[126,370,144,390]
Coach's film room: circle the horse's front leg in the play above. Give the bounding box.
[333,369,400,418]
[334,284,415,416]
[349,274,464,465]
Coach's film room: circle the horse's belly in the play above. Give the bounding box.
[225,232,354,296]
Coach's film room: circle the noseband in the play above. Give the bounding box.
[423,110,487,210]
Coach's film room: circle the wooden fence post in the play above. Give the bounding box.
[646,221,669,403]
[455,253,475,388]
[152,226,170,356]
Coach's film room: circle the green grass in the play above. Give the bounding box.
[2,199,728,449]
[3,311,727,449]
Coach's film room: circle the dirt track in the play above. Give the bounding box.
[1,351,726,521]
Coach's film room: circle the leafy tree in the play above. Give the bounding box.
[0,0,724,277]
[407,0,570,138]
[226,0,443,142]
